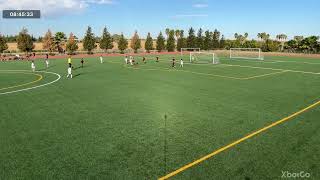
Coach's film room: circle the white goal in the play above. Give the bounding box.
[190,52,219,64]
[230,48,264,60]
[180,48,201,56]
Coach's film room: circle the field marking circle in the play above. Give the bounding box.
[0,70,61,95]
[0,72,43,91]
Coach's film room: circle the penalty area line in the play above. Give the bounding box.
[158,99,320,180]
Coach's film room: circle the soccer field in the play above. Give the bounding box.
[1,54,320,179]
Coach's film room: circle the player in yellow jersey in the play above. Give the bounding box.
[68,56,72,67]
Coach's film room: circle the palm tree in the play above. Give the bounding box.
[263,33,270,41]
[276,34,287,51]
[244,32,248,38]
[257,33,262,41]
[234,33,239,39]
[258,32,269,42]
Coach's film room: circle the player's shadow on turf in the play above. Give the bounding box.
[37,65,56,71]
[73,73,83,78]
[74,65,90,70]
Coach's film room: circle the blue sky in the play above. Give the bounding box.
[1,0,319,39]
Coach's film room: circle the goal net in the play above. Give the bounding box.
[229,48,263,60]
[190,52,219,64]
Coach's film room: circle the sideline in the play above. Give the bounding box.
[158,99,320,179]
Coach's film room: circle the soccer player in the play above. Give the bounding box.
[31,60,35,72]
[180,58,184,68]
[132,57,136,65]
[68,56,72,67]
[142,57,146,64]
[125,55,128,64]
[81,58,84,68]
[171,57,176,68]
[45,53,49,68]
[156,56,159,62]
[100,55,103,64]
[67,64,73,78]
[129,56,133,65]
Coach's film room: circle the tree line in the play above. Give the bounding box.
[0,27,319,54]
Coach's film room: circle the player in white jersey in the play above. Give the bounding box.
[31,60,35,72]
[67,65,72,78]
[129,56,133,65]
[125,55,128,64]
[180,58,184,67]
[100,56,103,64]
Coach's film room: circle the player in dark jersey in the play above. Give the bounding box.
[142,57,146,64]
[45,53,49,68]
[156,56,159,62]
[81,58,84,68]
[172,57,176,68]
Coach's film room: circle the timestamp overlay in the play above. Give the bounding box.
[2,10,41,19]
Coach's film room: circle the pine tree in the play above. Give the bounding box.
[118,33,128,54]
[0,34,8,53]
[17,28,34,53]
[196,28,204,49]
[83,26,97,54]
[99,27,113,52]
[130,31,141,53]
[54,32,66,53]
[166,30,176,52]
[156,32,165,52]
[212,29,220,49]
[176,30,186,51]
[220,35,226,49]
[187,27,196,48]
[42,29,55,52]
[66,33,78,55]
[203,30,212,50]
[145,32,154,53]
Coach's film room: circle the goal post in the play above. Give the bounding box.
[229,48,264,60]
[190,52,219,64]
[180,48,201,56]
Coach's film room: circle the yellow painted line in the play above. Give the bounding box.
[159,99,320,180]
[0,72,43,91]
[242,70,288,80]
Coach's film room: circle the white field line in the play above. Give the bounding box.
[228,58,320,65]
[222,64,320,75]
[0,70,61,95]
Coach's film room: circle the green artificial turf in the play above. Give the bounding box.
[0,54,319,179]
